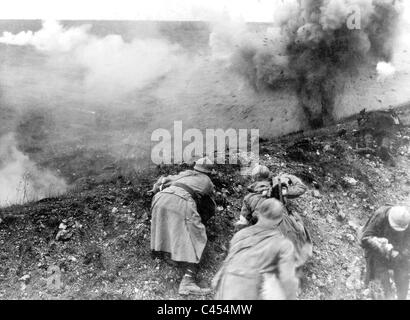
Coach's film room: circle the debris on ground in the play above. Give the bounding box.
[0,113,409,300]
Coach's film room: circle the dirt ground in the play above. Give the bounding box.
[1,106,409,300]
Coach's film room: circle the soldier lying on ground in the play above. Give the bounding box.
[360,206,410,300]
[357,108,403,166]
[235,164,271,226]
[213,198,299,300]
[150,157,216,296]
[271,173,313,267]
[234,165,312,269]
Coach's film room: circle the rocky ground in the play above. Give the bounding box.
[0,109,410,300]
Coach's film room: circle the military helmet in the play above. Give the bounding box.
[388,206,410,232]
[257,198,284,226]
[251,165,270,181]
[194,157,214,174]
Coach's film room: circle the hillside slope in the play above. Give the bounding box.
[0,108,409,300]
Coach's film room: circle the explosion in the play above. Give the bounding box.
[215,0,403,127]
[0,3,407,206]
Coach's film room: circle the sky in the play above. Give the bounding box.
[0,0,279,22]
[0,0,408,24]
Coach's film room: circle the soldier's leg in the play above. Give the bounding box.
[151,250,164,260]
[178,263,211,296]
[379,272,394,299]
[163,252,179,267]
[373,262,393,299]
[393,262,409,300]
[184,263,199,278]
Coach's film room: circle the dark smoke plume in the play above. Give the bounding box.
[287,0,402,127]
[225,0,403,127]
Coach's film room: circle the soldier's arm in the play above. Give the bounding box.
[150,173,181,194]
[276,240,299,300]
[150,176,166,194]
[281,174,307,199]
[361,208,386,251]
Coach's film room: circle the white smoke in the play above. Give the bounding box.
[377,61,396,81]
[0,20,89,51]
[208,14,291,90]
[76,36,185,99]
[0,134,67,207]
[209,16,250,62]
[0,20,199,208]
[0,20,189,102]
[0,6,408,211]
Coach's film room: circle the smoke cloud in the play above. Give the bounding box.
[0,20,189,103]
[0,134,67,207]
[0,20,197,206]
[209,0,404,127]
[0,3,408,206]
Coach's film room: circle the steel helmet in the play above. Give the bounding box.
[388,206,410,232]
[193,157,214,174]
[256,198,284,226]
[251,165,270,181]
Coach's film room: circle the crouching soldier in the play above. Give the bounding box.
[360,206,410,300]
[150,157,216,296]
[271,173,312,268]
[234,165,272,229]
[213,198,298,300]
[235,167,312,268]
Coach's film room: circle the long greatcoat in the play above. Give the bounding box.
[213,221,298,300]
[239,179,312,267]
[150,170,215,264]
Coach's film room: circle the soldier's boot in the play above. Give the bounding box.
[178,275,212,296]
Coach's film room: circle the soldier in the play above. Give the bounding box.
[213,199,299,300]
[360,206,410,300]
[357,108,402,165]
[272,173,312,268]
[234,165,272,228]
[235,168,312,268]
[150,157,216,296]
